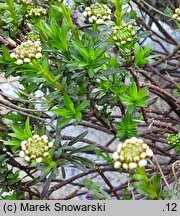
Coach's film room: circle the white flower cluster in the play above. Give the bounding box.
[112,24,136,46]
[172,8,180,22]
[25,7,47,18]
[19,135,54,163]
[82,3,111,24]
[16,0,32,4]
[112,137,153,170]
[10,40,42,65]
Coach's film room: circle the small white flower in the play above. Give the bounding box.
[24,156,30,162]
[119,155,124,161]
[16,59,23,65]
[44,146,49,151]
[129,162,137,170]
[43,152,49,157]
[19,151,25,158]
[88,17,93,23]
[35,53,42,59]
[112,152,119,161]
[29,53,35,58]
[82,11,88,17]
[146,149,153,157]
[128,24,133,30]
[91,15,97,21]
[127,38,132,42]
[96,19,104,24]
[134,156,140,162]
[113,36,118,41]
[117,143,123,152]
[48,142,53,148]
[36,47,42,52]
[10,52,16,58]
[121,41,126,45]
[138,159,147,167]
[87,11,92,16]
[21,141,27,146]
[22,145,26,151]
[140,152,147,159]
[142,143,148,150]
[114,161,121,169]
[33,135,40,139]
[30,155,36,159]
[36,157,43,163]
[28,138,33,142]
[41,135,48,140]
[85,7,90,12]
[24,58,31,63]
[122,163,128,170]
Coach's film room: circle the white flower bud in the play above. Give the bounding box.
[114,161,121,169]
[85,7,90,12]
[175,8,180,14]
[127,38,132,42]
[91,15,97,21]
[96,19,104,24]
[24,58,31,63]
[33,135,40,139]
[44,146,49,151]
[119,155,124,161]
[48,142,53,148]
[140,152,147,159]
[36,47,42,52]
[122,163,128,170]
[16,59,23,65]
[22,145,26,151]
[28,138,33,142]
[146,149,153,157]
[112,152,119,161]
[21,141,27,146]
[113,36,118,41]
[87,11,92,16]
[43,152,49,157]
[19,151,25,158]
[121,41,126,45]
[134,156,140,162]
[35,53,42,59]
[142,143,148,150]
[88,17,93,23]
[30,155,36,159]
[129,162,137,169]
[29,53,35,58]
[103,16,108,20]
[36,157,43,163]
[10,52,16,58]
[138,159,147,167]
[24,156,30,162]
[41,135,48,140]
[82,11,88,17]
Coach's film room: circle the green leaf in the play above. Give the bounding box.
[68,131,88,146]
[71,40,89,62]
[76,100,89,112]
[63,93,75,112]
[24,117,32,137]
[52,109,73,118]
[70,145,95,154]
